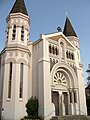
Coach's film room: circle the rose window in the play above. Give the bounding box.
[54,71,66,84]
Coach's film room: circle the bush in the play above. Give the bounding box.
[26,96,39,118]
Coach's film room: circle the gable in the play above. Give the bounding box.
[45,32,76,50]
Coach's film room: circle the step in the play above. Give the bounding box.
[51,115,90,120]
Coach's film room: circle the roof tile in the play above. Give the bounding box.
[10,0,28,15]
[63,17,77,37]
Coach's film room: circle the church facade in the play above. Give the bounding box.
[0,0,87,120]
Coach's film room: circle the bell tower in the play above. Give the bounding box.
[1,0,31,120]
[5,0,30,47]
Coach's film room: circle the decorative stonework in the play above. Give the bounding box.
[21,52,24,57]
[50,58,58,71]
[49,44,59,55]
[54,71,66,84]
[15,51,18,56]
[9,51,13,56]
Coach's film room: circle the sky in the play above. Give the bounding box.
[0,0,90,83]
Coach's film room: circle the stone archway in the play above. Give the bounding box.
[51,62,78,89]
[51,63,78,116]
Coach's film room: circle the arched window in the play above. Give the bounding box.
[8,62,13,98]
[69,52,71,59]
[49,45,51,53]
[52,46,55,54]
[21,26,24,41]
[66,51,68,59]
[19,63,24,98]
[60,42,64,57]
[12,25,16,40]
[55,47,59,55]
[71,53,74,60]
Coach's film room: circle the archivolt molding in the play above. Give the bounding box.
[5,58,28,66]
[5,58,16,64]
[51,62,78,88]
[17,58,28,65]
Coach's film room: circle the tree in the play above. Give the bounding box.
[86,64,90,81]
[26,96,39,118]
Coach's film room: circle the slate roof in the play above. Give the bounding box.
[63,16,77,37]
[10,0,28,15]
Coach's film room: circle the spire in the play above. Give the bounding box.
[10,0,28,15]
[63,16,77,37]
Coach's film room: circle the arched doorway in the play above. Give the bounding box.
[51,63,78,116]
[52,90,69,116]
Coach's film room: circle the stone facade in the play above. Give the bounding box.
[0,0,87,120]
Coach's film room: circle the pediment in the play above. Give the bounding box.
[45,32,76,49]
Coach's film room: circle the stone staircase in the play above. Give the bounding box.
[51,115,90,120]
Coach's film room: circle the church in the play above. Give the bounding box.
[0,0,87,120]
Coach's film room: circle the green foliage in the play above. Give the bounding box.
[26,96,39,118]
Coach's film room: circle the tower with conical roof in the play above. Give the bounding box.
[63,16,79,48]
[1,0,32,120]
[10,0,28,15]
[5,0,30,47]
[63,16,77,37]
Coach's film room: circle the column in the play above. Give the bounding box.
[62,92,65,115]
[73,89,79,115]
[59,91,62,116]
[69,90,74,115]
[67,92,70,115]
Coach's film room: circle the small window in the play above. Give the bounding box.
[69,52,71,59]
[49,45,51,53]
[56,47,59,55]
[71,53,74,60]
[12,25,16,40]
[52,46,55,54]
[6,28,9,40]
[8,62,13,98]
[66,51,68,59]
[21,26,24,41]
[60,42,64,58]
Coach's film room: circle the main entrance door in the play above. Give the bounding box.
[52,91,59,116]
[52,91,69,116]
[63,92,68,115]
